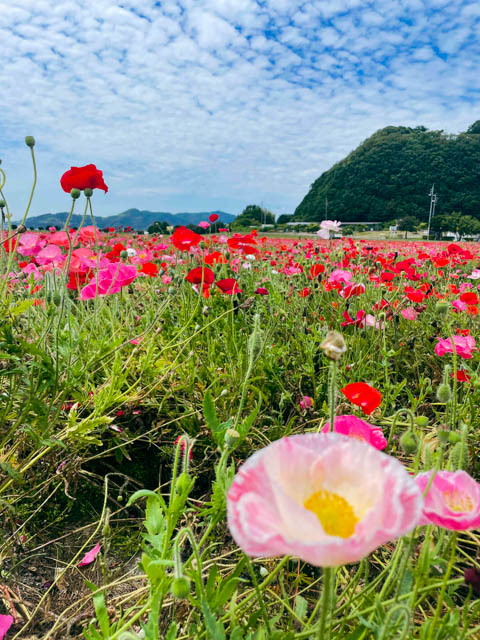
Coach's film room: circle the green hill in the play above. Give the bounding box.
[293,122,480,223]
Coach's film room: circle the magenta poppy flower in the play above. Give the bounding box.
[434,336,476,359]
[414,470,480,530]
[0,615,13,640]
[227,434,423,566]
[322,415,387,450]
[78,542,101,567]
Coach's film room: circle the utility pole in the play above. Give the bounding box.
[427,185,438,240]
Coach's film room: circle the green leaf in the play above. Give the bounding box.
[238,395,261,440]
[294,595,308,622]
[203,389,221,432]
[85,580,111,638]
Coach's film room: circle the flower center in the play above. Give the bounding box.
[304,490,358,538]
[442,489,474,512]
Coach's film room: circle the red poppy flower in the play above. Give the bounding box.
[204,251,227,265]
[185,267,215,285]
[254,287,269,295]
[216,278,242,294]
[60,164,108,193]
[209,213,219,222]
[341,382,382,415]
[460,292,479,305]
[406,290,424,303]
[139,262,159,277]
[309,264,325,279]
[451,370,471,382]
[299,287,311,297]
[171,226,202,251]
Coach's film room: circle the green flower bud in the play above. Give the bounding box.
[120,250,128,259]
[25,135,35,147]
[168,286,176,295]
[448,431,462,444]
[176,472,191,494]
[416,416,429,427]
[0,200,6,209]
[84,187,93,197]
[399,431,418,455]
[225,428,240,448]
[70,188,81,199]
[435,299,449,315]
[437,428,450,444]
[436,383,451,403]
[171,576,190,599]
[52,292,62,307]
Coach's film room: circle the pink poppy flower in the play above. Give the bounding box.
[322,415,387,450]
[0,615,13,640]
[299,395,313,410]
[414,470,480,530]
[401,307,418,321]
[328,269,353,285]
[78,541,101,567]
[227,433,423,567]
[452,299,468,312]
[434,336,476,359]
[197,221,210,229]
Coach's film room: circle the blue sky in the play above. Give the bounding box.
[1,0,479,218]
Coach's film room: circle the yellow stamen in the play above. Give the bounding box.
[304,489,358,538]
[442,489,474,513]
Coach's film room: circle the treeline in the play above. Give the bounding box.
[293,121,480,223]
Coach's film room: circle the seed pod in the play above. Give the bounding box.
[25,135,36,147]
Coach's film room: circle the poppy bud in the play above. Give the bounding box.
[225,428,240,447]
[435,300,449,315]
[320,330,347,361]
[171,576,190,599]
[52,292,61,307]
[416,416,429,427]
[176,472,191,494]
[70,188,81,199]
[120,250,128,259]
[0,200,5,209]
[436,383,451,403]
[25,135,35,147]
[437,425,450,444]
[84,187,93,197]
[399,431,418,454]
[448,431,461,444]
[16,224,26,234]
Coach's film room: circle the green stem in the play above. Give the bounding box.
[427,531,458,640]
[21,146,37,225]
[328,360,337,431]
[317,567,334,640]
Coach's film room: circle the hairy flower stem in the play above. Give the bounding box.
[234,313,260,430]
[21,145,37,225]
[427,531,458,640]
[317,567,334,640]
[328,360,337,431]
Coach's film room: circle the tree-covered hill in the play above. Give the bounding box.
[293,122,480,223]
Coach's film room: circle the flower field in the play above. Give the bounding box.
[1,157,480,639]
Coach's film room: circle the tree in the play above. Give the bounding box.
[232,204,275,229]
[148,220,170,234]
[456,215,480,239]
[398,216,420,238]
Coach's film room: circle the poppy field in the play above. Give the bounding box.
[2,153,480,639]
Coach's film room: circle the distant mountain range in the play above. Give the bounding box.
[18,208,236,230]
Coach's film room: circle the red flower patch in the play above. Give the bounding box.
[341,382,382,415]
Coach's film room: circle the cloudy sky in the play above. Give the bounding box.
[1,0,479,219]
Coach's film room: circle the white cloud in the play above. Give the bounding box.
[0,0,478,218]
